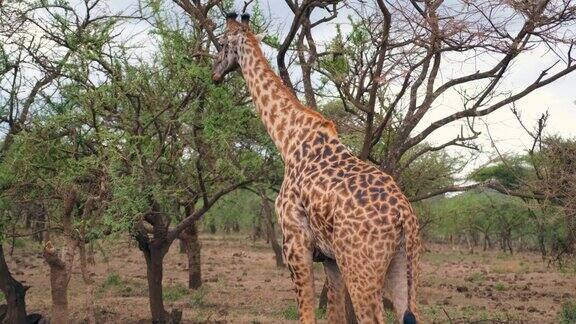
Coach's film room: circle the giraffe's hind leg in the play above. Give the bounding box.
[337,249,395,324]
[323,259,347,324]
[383,241,409,322]
[345,274,386,324]
[324,259,360,324]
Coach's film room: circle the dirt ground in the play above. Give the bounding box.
[4,234,576,323]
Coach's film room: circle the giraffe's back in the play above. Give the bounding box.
[288,130,412,261]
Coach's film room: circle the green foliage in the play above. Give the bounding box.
[385,310,396,324]
[81,5,279,234]
[248,1,266,33]
[282,304,299,320]
[202,190,262,232]
[466,272,486,283]
[0,291,5,303]
[163,284,189,302]
[427,191,530,237]
[347,16,370,47]
[98,272,147,298]
[559,300,576,324]
[281,304,327,320]
[470,157,531,188]
[422,185,569,254]
[536,136,576,201]
[401,149,457,199]
[315,307,327,319]
[101,273,123,289]
[319,25,348,83]
[189,287,209,307]
[494,283,507,291]
[0,0,136,244]
[12,239,26,249]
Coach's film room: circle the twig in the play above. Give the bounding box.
[1,227,63,239]
[241,0,254,14]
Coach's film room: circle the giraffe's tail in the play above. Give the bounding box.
[402,210,421,324]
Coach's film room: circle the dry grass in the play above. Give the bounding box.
[4,235,576,323]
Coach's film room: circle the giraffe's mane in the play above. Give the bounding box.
[236,24,337,136]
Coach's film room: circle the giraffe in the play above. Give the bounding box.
[211,12,421,324]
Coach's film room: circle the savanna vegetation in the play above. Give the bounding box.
[0,0,575,323]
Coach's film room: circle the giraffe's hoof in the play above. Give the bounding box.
[403,310,417,324]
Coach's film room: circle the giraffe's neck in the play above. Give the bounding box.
[237,33,337,164]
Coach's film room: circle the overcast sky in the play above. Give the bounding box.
[95,1,576,173]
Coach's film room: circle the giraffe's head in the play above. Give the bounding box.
[212,12,249,84]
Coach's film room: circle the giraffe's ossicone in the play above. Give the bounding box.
[212,12,421,324]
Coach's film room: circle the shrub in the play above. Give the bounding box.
[101,273,122,289]
[282,305,298,320]
[163,284,189,302]
[466,272,486,283]
[494,283,507,291]
[190,287,208,307]
[559,301,576,324]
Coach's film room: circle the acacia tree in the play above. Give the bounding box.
[275,1,576,195]
[0,1,135,322]
[472,134,576,257]
[329,0,575,187]
[2,1,276,322]
[51,3,275,322]
[0,1,98,321]
[4,120,110,324]
[0,9,51,320]
[536,137,576,255]
[259,190,285,267]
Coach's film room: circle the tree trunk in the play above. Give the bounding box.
[43,239,76,324]
[179,239,186,254]
[506,229,514,254]
[465,233,473,254]
[252,212,263,242]
[9,224,16,256]
[43,203,51,243]
[537,224,547,257]
[79,244,96,324]
[180,221,202,289]
[260,192,284,267]
[43,189,78,324]
[135,213,175,324]
[141,242,169,323]
[30,204,46,243]
[147,254,168,323]
[0,244,28,324]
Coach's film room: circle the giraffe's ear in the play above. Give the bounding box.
[226,12,238,22]
[240,13,250,26]
[255,33,266,42]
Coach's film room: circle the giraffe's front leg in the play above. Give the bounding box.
[279,203,316,324]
